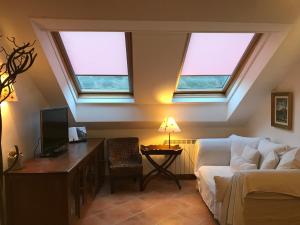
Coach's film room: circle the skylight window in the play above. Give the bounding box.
[176,33,259,94]
[54,31,132,94]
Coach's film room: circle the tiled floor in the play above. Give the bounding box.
[77,179,217,225]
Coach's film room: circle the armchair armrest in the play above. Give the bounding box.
[234,169,300,198]
[195,138,231,172]
[132,152,142,164]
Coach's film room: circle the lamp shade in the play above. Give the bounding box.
[158,116,181,133]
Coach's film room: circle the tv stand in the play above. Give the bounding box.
[5,139,105,225]
[39,149,66,158]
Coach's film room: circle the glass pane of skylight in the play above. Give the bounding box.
[77,75,129,92]
[181,33,255,76]
[59,32,128,75]
[177,75,229,90]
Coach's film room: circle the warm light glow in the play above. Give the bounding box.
[156,91,173,104]
[0,74,18,102]
[158,117,181,133]
[0,101,8,107]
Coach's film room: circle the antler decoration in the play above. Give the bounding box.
[0,35,37,103]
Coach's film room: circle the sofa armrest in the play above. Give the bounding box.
[234,169,300,198]
[194,138,231,172]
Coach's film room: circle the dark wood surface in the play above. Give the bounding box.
[9,140,103,174]
[141,145,183,155]
[5,139,105,225]
[141,144,182,190]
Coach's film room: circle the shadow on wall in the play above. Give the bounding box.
[1,76,48,169]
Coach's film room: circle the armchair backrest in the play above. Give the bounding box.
[107,137,140,165]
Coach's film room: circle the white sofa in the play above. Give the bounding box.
[194,136,300,225]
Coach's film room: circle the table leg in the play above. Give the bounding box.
[143,155,173,182]
[142,154,181,190]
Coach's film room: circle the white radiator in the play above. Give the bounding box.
[163,139,198,176]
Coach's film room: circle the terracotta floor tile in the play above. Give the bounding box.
[118,215,153,225]
[158,214,185,225]
[122,198,154,214]
[76,215,109,225]
[95,204,135,224]
[76,179,217,225]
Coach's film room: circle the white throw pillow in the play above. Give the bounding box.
[258,139,288,167]
[231,161,257,171]
[230,135,261,166]
[277,148,300,170]
[236,163,257,170]
[241,146,261,166]
[260,150,279,169]
[230,146,260,170]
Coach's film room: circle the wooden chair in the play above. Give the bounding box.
[107,137,143,193]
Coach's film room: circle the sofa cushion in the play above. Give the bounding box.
[230,157,257,170]
[277,148,300,170]
[214,176,232,202]
[258,139,288,168]
[260,150,279,169]
[230,146,260,170]
[242,146,261,165]
[230,135,261,166]
[196,166,233,206]
[195,138,232,169]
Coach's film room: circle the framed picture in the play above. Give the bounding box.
[271,92,293,130]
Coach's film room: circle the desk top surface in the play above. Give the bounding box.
[7,139,105,174]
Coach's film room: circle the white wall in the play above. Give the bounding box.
[1,75,48,169]
[89,126,247,174]
[88,126,247,144]
[247,62,300,146]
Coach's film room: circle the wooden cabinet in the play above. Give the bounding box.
[5,139,105,225]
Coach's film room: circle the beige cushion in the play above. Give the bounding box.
[195,138,231,169]
[214,176,232,202]
[230,135,261,166]
[277,148,300,170]
[258,139,288,167]
[260,150,279,169]
[230,146,260,170]
[242,146,261,166]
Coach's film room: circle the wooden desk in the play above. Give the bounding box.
[141,145,182,190]
[5,139,105,225]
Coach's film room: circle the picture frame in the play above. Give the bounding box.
[271,92,293,130]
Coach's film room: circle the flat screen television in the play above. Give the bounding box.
[40,107,68,157]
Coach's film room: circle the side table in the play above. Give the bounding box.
[141,145,183,190]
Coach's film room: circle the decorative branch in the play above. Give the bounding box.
[0,36,37,104]
[0,35,37,225]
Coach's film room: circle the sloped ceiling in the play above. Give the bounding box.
[133,32,186,104]
[1,0,300,128]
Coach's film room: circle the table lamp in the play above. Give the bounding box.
[158,116,181,148]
